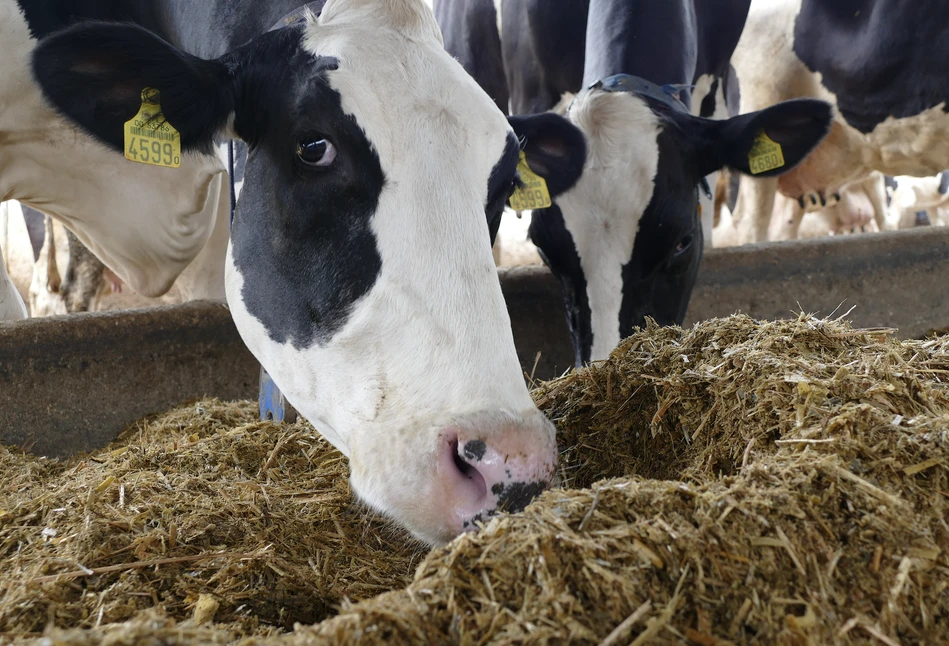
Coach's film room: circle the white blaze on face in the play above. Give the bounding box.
[557,90,661,361]
[226,0,555,545]
[0,0,228,300]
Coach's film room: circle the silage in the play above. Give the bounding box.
[0,403,424,639]
[3,314,948,645]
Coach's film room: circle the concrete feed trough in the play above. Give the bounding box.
[2,227,949,458]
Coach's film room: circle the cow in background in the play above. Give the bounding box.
[713,170,889,245]
[887,173,949,229]
[729,0,949,243]
[435,0,833,364]
[15,204,125,316]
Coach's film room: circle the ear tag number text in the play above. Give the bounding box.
[509,151,553,211]
[748,131,785,175]
[123,88,181,169]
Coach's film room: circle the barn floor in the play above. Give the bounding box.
[1,314,947,644]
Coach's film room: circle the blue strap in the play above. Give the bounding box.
[592,74,694,114]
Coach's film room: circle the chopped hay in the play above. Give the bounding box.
[3,314,948,644]
[0,402,424,639]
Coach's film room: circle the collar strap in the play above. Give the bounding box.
[589,74,693,115]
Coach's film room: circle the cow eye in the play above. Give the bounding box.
[296,136,336,167]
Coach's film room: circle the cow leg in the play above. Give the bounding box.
[60,229,107,313]
[767,193,803,241]
[0,246,28,320]
[865,173,890,232]
[21,205,46,263]
[734,174,778,244]
[780,192,807,240]
[29,216,67,317]
[44,216,61,293]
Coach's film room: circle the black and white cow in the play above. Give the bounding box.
[730,0,949,243]
[1,5,232,321]
[887,172,949,229]
[435,0,833,365]
[17,0,588,545]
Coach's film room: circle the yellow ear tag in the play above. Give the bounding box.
[123,88,181,169]
[748,131,785,175]
[509,151,553,211]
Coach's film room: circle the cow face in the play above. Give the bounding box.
[529,86,833,365]
[31,0,585,545]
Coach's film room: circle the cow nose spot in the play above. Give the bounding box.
[492,479,550,513]
[462,439,487,462]
[451,438,553,518]
[437,421,557,537]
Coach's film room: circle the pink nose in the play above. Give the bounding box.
[437,417,558,534]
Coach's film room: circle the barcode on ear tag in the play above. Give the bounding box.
[123,88,181,169]
[509,151,552,211]
[748,131,785,175]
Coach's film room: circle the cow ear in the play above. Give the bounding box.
[508,113,587,197]
[31,22,235,155]
[693,99,833,179]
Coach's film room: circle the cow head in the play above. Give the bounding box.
[31,0,585,545]
[528,79,832,365]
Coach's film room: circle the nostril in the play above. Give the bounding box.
[447,437,488,502]
[453,447,477,478]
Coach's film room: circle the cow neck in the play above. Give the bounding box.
[580,0,697,97]
[583,73,711,200]
[228,0,329,229]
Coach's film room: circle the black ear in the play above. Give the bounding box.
[508,113,587,197]
[31,22,235,154]
[693,98,833,179]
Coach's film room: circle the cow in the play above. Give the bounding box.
[730,0,949,244]
[715,170,888,245]
[0,202,29,319]
[1,5,232,324]
[18,204,118,316]
[887,173,949,229]
[2,202,137,317]
[18,0,589,545]
[434,0,833,365]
